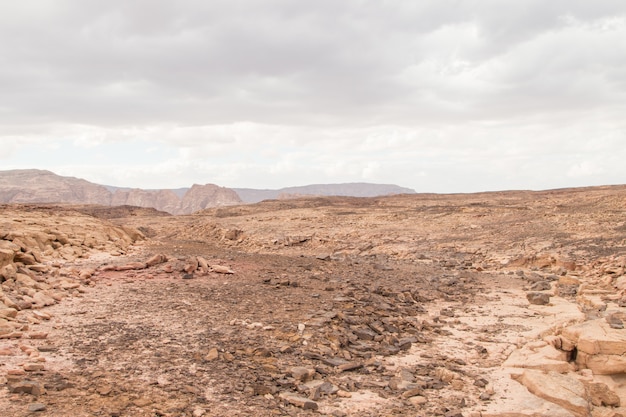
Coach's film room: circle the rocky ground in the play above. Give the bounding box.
[1,186,626,416]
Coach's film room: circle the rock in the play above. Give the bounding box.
[1,263,17,281]
[0,308,18,319]
[205,348,219,361]
[578,352,626,375]
[559,276,580,286]
[585,382,620,407]
[503,343,573,373]
[23,363,45,371]
[8,380,46,396]
[14,252,38,265]
[197,256,210,272]
[116,262,147,271]
[192,407,206,417]
[352,327,377,341]
[527,292,551,305]
[561,319,626,374]
[32,291,56,307]
[146,254,168,267]
[27,403,47,412]
[211,264,234,274]
[79,268,96,280]
[338,362,363,372]
[133,397,153,407]
[408,395,428,407]
[291,366,316,382]
[183,258,199,273]
[0,248,15,269]
[32,310,51,320]
[512,369,589,417]
[530,281,552,291]
[279,392,318,410]
[606,313,624,330]
[435,367,457,383]
[16,273,38,289]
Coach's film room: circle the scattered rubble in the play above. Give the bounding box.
[2,187,626,416]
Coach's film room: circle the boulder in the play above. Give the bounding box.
[503,343,574,373]
[584,382,620,407]
[560,319,626,374]
[512,369,589,417]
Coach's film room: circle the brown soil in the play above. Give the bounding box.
[2,186,626,416]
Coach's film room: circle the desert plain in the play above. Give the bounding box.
[1,186,626,416]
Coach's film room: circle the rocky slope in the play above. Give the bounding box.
[0,170,241,214]
[1,185,626,416]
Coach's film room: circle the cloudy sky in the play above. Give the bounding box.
[1,1,625,192]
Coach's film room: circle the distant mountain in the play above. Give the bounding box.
[0,170,241,214]
[0,169,112,205]
[0,170,416,212]
[233,183,416,203]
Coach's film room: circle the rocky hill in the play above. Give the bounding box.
[0,170,241,215]
[0,169,111,205]
[234,183,416,203]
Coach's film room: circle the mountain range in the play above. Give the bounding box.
[0,169,415,214]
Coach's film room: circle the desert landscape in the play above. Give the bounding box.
[1,185,626,417]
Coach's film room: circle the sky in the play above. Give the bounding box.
[1,1,625,192]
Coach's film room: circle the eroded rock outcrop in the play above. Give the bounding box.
[0,205,143,326]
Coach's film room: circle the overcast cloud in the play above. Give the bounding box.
[1,0,625,191]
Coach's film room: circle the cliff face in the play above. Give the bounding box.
[0,170,242,214]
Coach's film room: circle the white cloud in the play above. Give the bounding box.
[1,1,625,191]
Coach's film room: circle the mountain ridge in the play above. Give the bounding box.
[0,169,417,213]
[0,170,241,214]
[233,183,416,203]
